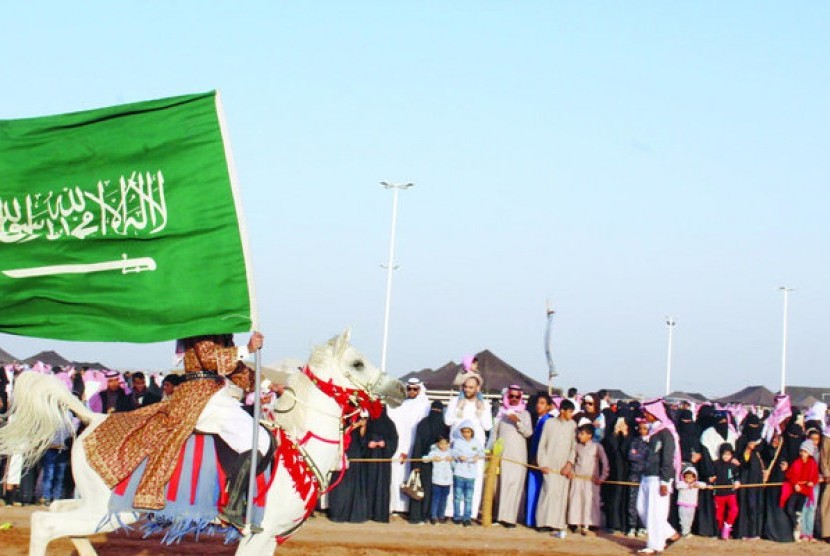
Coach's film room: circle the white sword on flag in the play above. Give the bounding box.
[2,254,156,278]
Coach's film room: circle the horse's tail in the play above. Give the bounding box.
[0,370,95,470]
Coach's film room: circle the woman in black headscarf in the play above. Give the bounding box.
[675,409,700,463]
[363,406,399,523]
[328,417,370,523]
[407,400,449,524]
[735,413,766,539]
[762,428,795,542]
[693,405,718,537]
[601,414,630,533]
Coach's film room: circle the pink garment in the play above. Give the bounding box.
[31,361,51,374]
[763,394,792,443]
[496,386,526,420]
[461,354,476,372]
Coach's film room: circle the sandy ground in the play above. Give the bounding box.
[0,506,828,555]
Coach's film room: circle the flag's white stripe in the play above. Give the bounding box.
[214,90,258,331]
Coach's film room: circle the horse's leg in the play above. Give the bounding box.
[30,419,138,556]
[234,531,277,556]
[48,499,82,512]
[30,506,139,556]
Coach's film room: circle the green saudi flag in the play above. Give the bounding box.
[0,91,257,342]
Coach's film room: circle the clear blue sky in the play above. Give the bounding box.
[1,2,828,398]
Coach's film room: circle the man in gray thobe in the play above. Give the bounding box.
[491,385,532,527]
[536,399,576,537]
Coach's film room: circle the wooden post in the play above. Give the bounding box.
[481,438,504,527]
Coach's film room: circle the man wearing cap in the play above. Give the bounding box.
[491,385,532,527]
[91,370,133,414]
[387,377,431,515]
[637,399,681,554]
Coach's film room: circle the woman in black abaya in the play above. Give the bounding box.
[734,414,766,539]
[762,432,795,542]
[328,418,370,523]
[408,400,449,524]
[693,406,718,537]
[601,415,630,533]
[363,406,399,523]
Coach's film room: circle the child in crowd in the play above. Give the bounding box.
[710,443,741,540]
[39,412,77,506]
[676,463,706,537]
[451,420,484,527]
[568,424,609,535]
[625,419,649,537]
[781,439,820,542]
[798,428,822,541]
[425,436,453,525]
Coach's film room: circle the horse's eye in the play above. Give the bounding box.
[352,360,365,370]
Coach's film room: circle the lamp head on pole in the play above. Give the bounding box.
[380,181,414,190]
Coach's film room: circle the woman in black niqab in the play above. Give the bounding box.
[363,406,399,523]
[693,405,718,537]
[328,418,370,523]
[675,409,700,463]
[408,400,449,524]
[735,413,766,539]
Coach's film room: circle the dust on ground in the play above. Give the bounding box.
[0,506,825,555]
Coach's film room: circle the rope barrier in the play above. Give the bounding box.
[346,454,788,489]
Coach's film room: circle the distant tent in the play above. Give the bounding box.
[606,389,637,402]
[0,347,18,364]
[714,385,776,407]
[666,391,710,404]
[800,395,821,410]
[784,386,830,409]
[402,349,546,394]
[72,360,112,371]
[22,350,74,368]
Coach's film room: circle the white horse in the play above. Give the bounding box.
[0,330,405,556]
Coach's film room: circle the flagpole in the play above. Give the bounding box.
[665,317,676,397]
[245,347,262,530]
[779,286,793,394]
[215,90,261,531]
[379,181,413,373]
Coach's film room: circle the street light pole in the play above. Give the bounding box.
[380,181,413,374]
[665,317,676,397]
[779,286,794,394]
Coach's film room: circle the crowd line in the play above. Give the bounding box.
[2,357,829,553]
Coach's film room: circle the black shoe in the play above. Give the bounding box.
[502,521,516,529]
[537,526,553,533]
[463,520,472,527]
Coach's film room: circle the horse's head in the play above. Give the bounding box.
[307,329,405,408]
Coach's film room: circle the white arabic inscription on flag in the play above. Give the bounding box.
[0,170,166,278]
[0,170,167,243]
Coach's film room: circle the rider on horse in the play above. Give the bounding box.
[84,332,269,529]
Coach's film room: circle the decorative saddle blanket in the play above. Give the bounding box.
[106,433,275,544]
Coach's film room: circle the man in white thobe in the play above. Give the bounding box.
[444,373,493,519]
[388,377,431,514]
